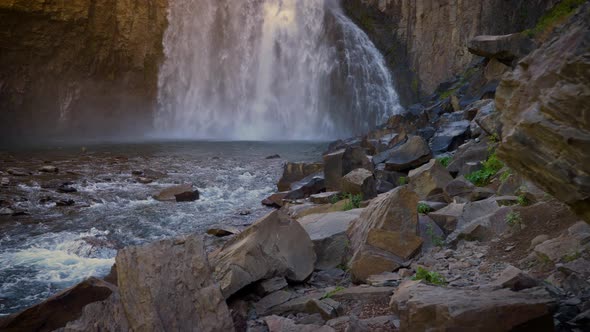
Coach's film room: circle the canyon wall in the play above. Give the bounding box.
[0,0,168,142]
[342,0,560,104]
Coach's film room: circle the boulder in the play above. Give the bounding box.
[496,5,590,222]
[262,192,288,208]
[153,183,198,202]
[206,225,240,237]
[61,292,130,332]
[428,203,465,234]
[277,162,323,192]
[310,191,340,204]
[534,222,590,264]
[446,139,489,176]
[468,33,535,63]
[430,119,471,154]
[211,211,315,298]
[341,168,376,199]
[446,206,511,244]
[418,215,445,251]
[115,235,233,331]
[283,176,325,200]
[323,146,372,191]
[408,159,453,200]
[347,186,421,283]
[444,176,476,201]
[383,136,432,172]
[39,165,58,173]
[0,277,115,332]
[494,265,539,291]
[174,190,200,202]
[391,281,554,332]
[255,277,288,296]
[298,209,363,270]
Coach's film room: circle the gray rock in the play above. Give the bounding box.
[468,33,534,63]
[341,168,377,199]
[384,136,432,172]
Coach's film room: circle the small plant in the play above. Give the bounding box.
[465,152,504,186]
[342,193,363,211]
[417,203,432,214]
[505,211,522,228]
[412,267,446,286]
[321,286,345,300]
[563,251,581,263]
[329,194,342,205]
[488,133,500,143]
[398,177,408,186]
[517,194,530,207]
[523,0,585,38]
[437,156,452,168]
[426,224,444,248]
[500,169,512,183]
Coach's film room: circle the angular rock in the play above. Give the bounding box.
[153,183,195,202]
[255,277,288,296]
[447,206,511,244]
[391,281,554,332]
[428,203,465,235]
[444,176,476,201]
[115,235,234,331]
[304,298,342,320]
[418,215,445,251]
[277,162,323,192]
[310,191,340,204]
[347,186,420,282]
[534,222,590,264]
[255,290,297,315]
[211,211,315,298]
[447,139,489,176]
[206,225,240,238]
[298,209,362,270]
[468,33,534,63]
[409,159,453,200]
[494,265,539,291]
[383,136,432,172]
[61,292,130,332]
[262,192,288,208]
[283,176,325,200]
[341,168,376,199]
[0,277,115,332]
[323,146,373,191]
[430,119,471,154]
[330,286,395,302]
[174,190,200,202]
[496,5,590,222]
[366,272,401,287]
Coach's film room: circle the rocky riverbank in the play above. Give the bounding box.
[1,2,589,332]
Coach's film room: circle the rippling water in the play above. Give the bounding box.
[0,141,326,315]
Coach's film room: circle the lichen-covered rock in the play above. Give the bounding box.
[211,211,315,298]
[347,186,421,283]
[496,4,590,223]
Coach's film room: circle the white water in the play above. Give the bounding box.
[156,0,401,140]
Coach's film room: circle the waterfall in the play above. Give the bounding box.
[155,0,402,140]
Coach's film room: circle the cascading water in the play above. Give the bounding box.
[155,0,402,140]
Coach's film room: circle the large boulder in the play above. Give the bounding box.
[153,183,199,202]
[0,277,115,332]
[390,281,554,332]
[382,135,432,172]
[341,168,377,199]
[496,5,590,223]
[347,186,422,283]
[468,33,535,63]
[408,159,453,201]
[211,211,315,298]
[277,162,323,192]
[116,235,233,331]
[283,175,326,200]
[323,146,372,191]
[430,117,471,154]
[298,209,363,270]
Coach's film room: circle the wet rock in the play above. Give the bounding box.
[383,136,432,172]
[277,162,323,192]
[211,211,315,298]
[136,177,153,184]
[468,33,534,63]
[323,146,372,191]
[341,168,376,199]
[496,5,590,222]
[347,186,421,283]
[298,209,362,270]
[131,170,143,176]
[1,177,8,186]
[430,118,471,154]
[39,165,58,173]
[57,183,77,193]
[262,192,288,208]
[206,225,240,238]
[391,281,554,332]
[7,168,28,176]
[56,199,75,207]
[310,191,340,204]
[174,189,200,202]
[408,159,453,200]
[115,234,233,331]
[153,183,196,202]
[0,277,115,332]
[266,154,281,159]
[0,207,14,215]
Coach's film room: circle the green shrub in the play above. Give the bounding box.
[412,267,446,286]
[398,177,408,186]
[563,251,581,263]
[329,193,342,205]
[500,169,512,183]
[523,0,586,38]
[321,286,345,300]
[437,156,452,168]
[465,153,504,186]
[342,193,363,211]
[426,224,444,248]
[417,203,432,214]
[505,211,522,228]
[517,194,530,207]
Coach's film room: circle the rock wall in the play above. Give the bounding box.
[342,0,559,104]
[496,4,590,223]
[0,0,168,142]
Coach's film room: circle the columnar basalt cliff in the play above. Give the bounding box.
[342,0,560,103]
[0,0,168,141]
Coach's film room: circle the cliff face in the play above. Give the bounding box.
[342,0,559,104]
[497,4,590,223]
[0,0,168,141]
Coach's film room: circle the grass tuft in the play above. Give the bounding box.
[412,267,446,285]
